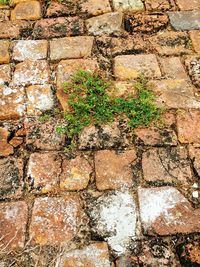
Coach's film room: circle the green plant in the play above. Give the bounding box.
[38,113,51,123]
[0,0,9,4]
[57,70,162,149]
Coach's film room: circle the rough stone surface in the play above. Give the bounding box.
[189,146,200,177]
[0,157,23,199]
[113,0,144,11]
[0,201,28,250]
[0,64,11,85]
[95,150,136,190]
[185,56,200,88]
[178,241,200,266]
[33,17,84,39]
[80,0,111,15]
[27,152,62,194]
[189,30,200,53]
[26,84,54,115]
[0,40,10,64]
[159,57,188,79]
[114,54,161,80]
[89,191,138,255]
[12,60,49,86]
[60,155,92,191]
[11,1,41,20]
[0,127,14,156]
[0,85,25,120]
[0,21,30,39]
[50,36,94,61]
[58,242,111,267]
[177,110,200,144]
[86,12,123,36]
[142,147,192,184]
[176,0,200,10]
[138,187,200,235]
[46,1,77,17]
[30,195,82,245]
[168,11,200,31]
[13,40,48,61]
[0,9,10,22]
[145,0,171,10]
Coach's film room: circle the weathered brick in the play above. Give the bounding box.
[177,110,200,144]
[27,152,62,194]
[60,155,92,191]
[168,11,200,31]
[0,20,31,39]
[11,1,41,20]
[0,40,9,64]
[0,85,25,120]
[142,147,192,184]
[95,150,136,190]
[30,195,82,245]
[26,84,54,115]
[145,0,171,10]
[86,12,123,36]
[189,30,200,53]
[0,64,11,85]
[138,187,200,235]
[114,54,161,80]
[12,60,49,86]
[113,0,144,11]
[58,242,110,267]
[50,36,94,61]
[46,1,77,17]
[0,128,14,157]
[176,0,200,10]
[81,0,111,15]
[159,57,188,79]
[56,59,98,110]
[33,17,84,39]
[25,117,66,150]
[0,201,28,250]
[0,157,23,198]
[150,80,200,109]
[13,40,48,61]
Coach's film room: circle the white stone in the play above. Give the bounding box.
[113,0,144,11]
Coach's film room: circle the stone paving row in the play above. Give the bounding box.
[0,0,200,266]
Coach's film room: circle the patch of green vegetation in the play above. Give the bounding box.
[57,70,162,149]
[0,0,9,4]
[38,113,51,123]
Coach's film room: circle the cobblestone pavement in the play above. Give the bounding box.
[0,0,200,266]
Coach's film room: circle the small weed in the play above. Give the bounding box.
[0,0,9,4]
[38,113,51,123]
[57,70,162,149]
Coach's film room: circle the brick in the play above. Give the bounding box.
[46,1,77,17]
[25,117,65,150]
[56,59,98,110]
[150,80,200,109]
[159,57,188,79]
[27,152,62,194]
[0,201,28,250]
[177,110,200,144]
[0,40,9,64]
[50,36,94,61]
[13,40,48,61]
[114,54,161,80]
[81,0,111,15]
[0,85,25,120]
[0,128,14,157]
[30,195,82,245]
[89,191,137,255]
[145,0,171,10]
[168,11,200,31]
[12,60,49,86]
[113,0,144,11]
[185,56,200,88]
[176,0,200,10]
[0,20,30,39]
[142,147,192,184]
[86,12,123,36]
[138,187,200,235]
[26,84,54,115]
[0,64,11,85]
[95,150,136,190]
[60,155,92,191]
[58,242,110,267]
[11,1,41,20]
[0,157,23,199]
[33,17,84,39]
[190,30,200,53]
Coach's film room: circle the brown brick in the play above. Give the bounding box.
[95,150,136,190]
[81,0,111,15]
[177,110,200,144]
[0,201,28,250]
[30,195,82,245]
[114,54,161,80]
[27,152,62,194]
[46,1,77,17]
[11,1,41,20]
[176,0,200,10]
[13,40,48,61]
[60,155,92,191]
[0,40,10,64]
[189,30,200,54]
[50,36,94,61]
[0,64,11,85]
[0,20,30,39]
[159,57,188,79]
